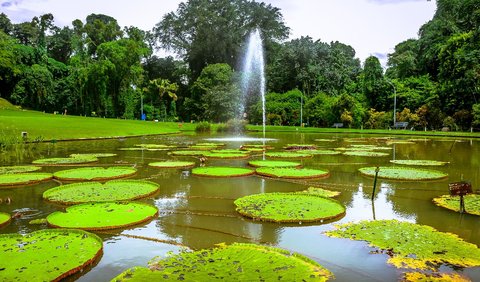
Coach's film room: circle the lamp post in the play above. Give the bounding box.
[300,92,303,127]
[132,84,144,120]
[386,80,396,126]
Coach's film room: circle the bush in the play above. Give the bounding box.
[195,121,211,133]
[364,109,390,129]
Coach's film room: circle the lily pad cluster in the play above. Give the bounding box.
[248,160,301,168]
[0,166,41,174]
[390,159,449,166]
[0,212,11,228]
[433,194,480,216]
[0,229,103,281]
[192,167,255,177]
[0,173,53,187]
[112,243,333,281]
[148,161,195,169]
[47,202,158,230]
[43,180,160,205]
[326,220,480,270]
[256,167,329,179]
[53,166,136,181]
[234,193,345,223]
[358,166,448,181]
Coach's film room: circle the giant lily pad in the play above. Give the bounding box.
[32,156,98,165]
[54,166,136,181]
[297,149,342,155]
[112,243,333,281]
[43,180,160,205]
[256,167,329,179]
[0,212,10,228]
[134,144,176,150]
[248,160,301,168]
[432,194,480,216]
[192,167,254,177]
[234,193,345,223]
[47,202,158,230]
[358,166,448,181]
[343,151,389,157]
[169,150,206,156]
[0,173,53,187]
[0,229,102,281]
[0,165,41,174]
[148,161,195,169]
[284,144,317,150]
[326,220,480,270]
[265,152,313,159]
[202,152,249,159]
[390,159,449,166]
[70,153,117,158]
[301,187,341,198]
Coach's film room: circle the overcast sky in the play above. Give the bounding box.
[1,0,436,65]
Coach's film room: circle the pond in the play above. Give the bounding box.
[1,132,479,281]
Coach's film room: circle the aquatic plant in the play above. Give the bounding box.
[234,193,345,223]
[256,167,329,179]
[358,166,448,181]
[47,202,158,230]
[53,167,136,181]
[326,220,480,270]
[112,243,333,281]
[390,160,449,166]
[0,165,41,174]
[32,156,98,165]
[343,151,390,157]
[433,194,480,216]
[284,144,317,150]
[169,150,206,156]
[0,173,53,187]
[349,145,392,150]
[202,152,250,159]
[0,229,102,281]
[240,144,274,150]
[0,212,10,228]
[148,161,195,168]
[134,144,177,150]
[386,140,416,145]
[301,187,340,198]
[265,151,313,159]
[296,149,341,155]
[248,160,301,168]
[43,180,160,205]
[314,139,335,142]
[69,153,117,158]
[192,167,254,177]
[403,272,470,282]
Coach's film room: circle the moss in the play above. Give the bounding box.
[0,212,11,228]
[0,229,102,281]
[0,173,53,187]
[43,180,160,205]
[234,193,345,223]
[432,194,480,216]
[192,166,254,177]
[69,153,117,158]
[202,152,250,159]
[265,151,313,159]
[169,150,207,156]
[256,167,329,179]
[300,187,340,198]
[358,166,448,181]
[390,160,449,166]
[53,166,136,181]
[326,220,480,270]
[248,160,301,168]
[343,151,390,157]
[403,272,470,282]
[47,202,158,230]
[148,161,195,168]
[0,165,41,174]
[32,156,98,165]
[112,243,332,281]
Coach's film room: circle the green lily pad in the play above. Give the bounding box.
[0,229,102,281]
[0,173,53,187]
[202,152,250,159]
[32,156,98,165]
[234,193,345,223]
[390,160,449,166]
[358,166,448,181]
[192,167,254,177]
[240,144,274,150]
[135,144,177,150]
[47,202,158,230]
[284,144,317,150]
[112,243,333,281]
[256,167,330,179]
[70,153,117,158]
[0,165,41,174]
[265,152,313,159]
[314,139,335,142]
[343,151,390,157]
[169,150,206,156]
[301,187,341,198]
[386,140,416,145]
[43,180,160,205]
[148,161,195,169]
[326,220,480,270]
[53,166,137,181]
[0,212,11,228]
[433,194,480,216]
[296,149,342,155]
[248,160,301,168]
[210,149,245,154]
[349,145,392,150]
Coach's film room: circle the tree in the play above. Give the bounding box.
[362,56,388,110]
[83,14,122,56]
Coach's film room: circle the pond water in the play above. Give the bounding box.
[1,132,479,281]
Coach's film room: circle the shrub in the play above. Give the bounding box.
[364,109,390,129]
[195,121,211,133]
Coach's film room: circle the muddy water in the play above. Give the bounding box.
[0,132,479,281]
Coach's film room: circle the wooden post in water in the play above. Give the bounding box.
[371,166,380,201]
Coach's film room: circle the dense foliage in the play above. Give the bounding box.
[1,0,479,130]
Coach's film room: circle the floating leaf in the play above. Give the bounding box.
[264,152,313,159]
[112,243,332,281]
[358,166,448,181]
[343,151,389,157]
[0,166,41,174]
[43,180,160,205]
[256,167,329,179]
[69,153,117,158]
[284,144,317,150]
[0,173,53,187]
[28,218,47,225]
[169,150,206,156]
[0,212,10,228]
[192,167,254,177]
[296,149,342,155]
[390,160,449,166]
[53,167,136,181]
[148,161,195,169]
[234,193,344,223]
[32,156,98,165]
[433,194,480,216]
[0,229,102,281]
[202,152,250,159]
[326,220,480,270]
[248,160,301,168]
[300,187,340,198]
[47,202,158,230]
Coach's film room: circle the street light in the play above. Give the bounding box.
[132,84,144,120]
[386,80,396,126]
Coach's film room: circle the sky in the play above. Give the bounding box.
[0,0,436,65]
